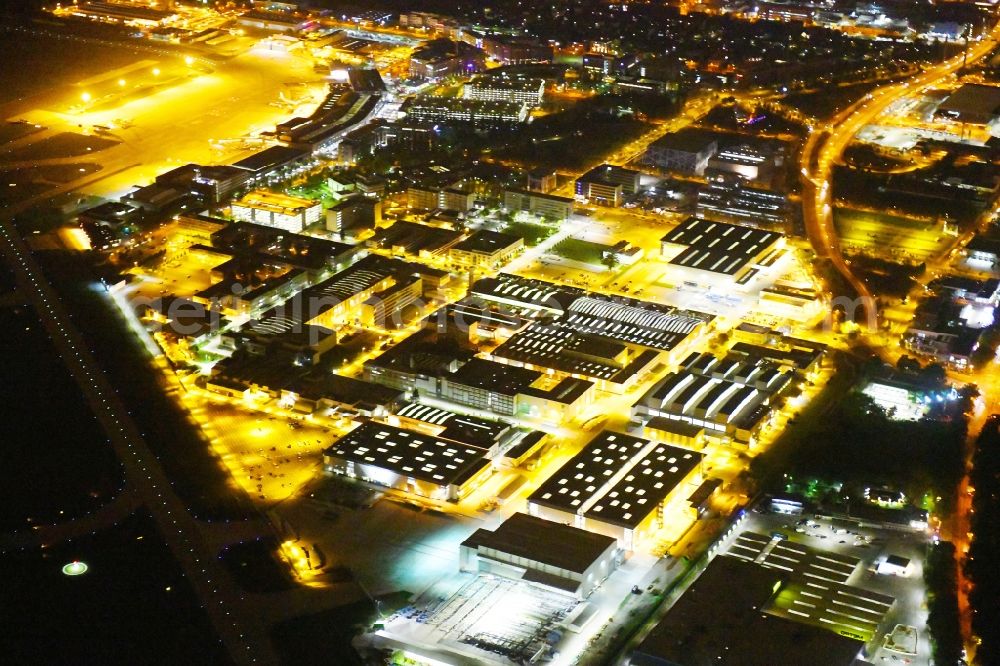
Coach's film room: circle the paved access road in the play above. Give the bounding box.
[799,19,1000,328]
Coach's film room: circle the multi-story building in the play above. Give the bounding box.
[642,129,718,175]
[575,164,641,206]
[504,189,574,221]
[409,39,485,80]
[475,33,553,64]
[705,143,782,184]
[696,181,790,230]
[402,97,530,127]
[325,195,381,234]
[360,275,423,329]
[577,180,623,207]
[463,77,545,106]
[526,168,558,193]
[231,145,311,184]
[399,11,452,31]
[406,186,442,212]
[407,186,476,212]
[230,190,322,233]
[363,332,594,422]
[611,77,670,96]
[449,230,524,270]
[440,187,477,212]
[582,52,631,76]
[191,165,251,204]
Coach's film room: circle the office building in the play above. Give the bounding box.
[209,219,354,276]
[476,34,553,64]
[71,1,175,26]
[231,145,311,183]
[325,195,381,235]
[368,220,463,259]
[407,186,476,213]
[440,187,477,212]
[642,128,719,175]
[611,77,670,95]
[463,77,545,106]
[301,254,416,330]
[706,143,783,184]
[575,164,641,206]
[503,189,574,222]
[230,190,322,233]
[364,332,595,422]
[402,97,530,127]
[359,275,423,330]
[409,39,485,80]
[449,230,524,270]
[526,168,558,193]
[191,165,252,204]
[696,181,790,230]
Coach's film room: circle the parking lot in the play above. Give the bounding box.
[718,508,933,665]
[379,575,579,665]
[195,399,334,503]
[279,491,480,597]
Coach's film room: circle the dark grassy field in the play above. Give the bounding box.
[0,510,230,665]
[35,249,256,521]
[0,297,123,532]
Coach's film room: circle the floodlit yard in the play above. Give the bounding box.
[835,207,950,261]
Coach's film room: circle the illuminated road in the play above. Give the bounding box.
[0,208,272,664]
[0,28,409,660]
[797,22,1000,657]
[0,35,330,661]
[800,21,1000,328]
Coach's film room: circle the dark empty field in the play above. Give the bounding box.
[0,510,230,664]
[0,302,123,532]
[0,121,44,145]
[0,27,145,108]
[0,132,119,161]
